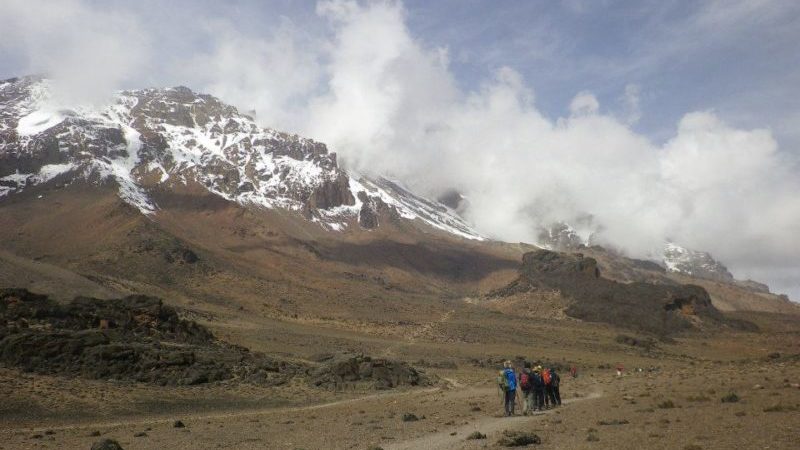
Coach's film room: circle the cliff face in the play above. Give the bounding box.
[492,249,755,335]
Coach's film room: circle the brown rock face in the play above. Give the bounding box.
[356,191,396,229]
[306,171,355,210]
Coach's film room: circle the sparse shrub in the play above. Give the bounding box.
[657,400,676,409]
[466,431,486,440]
[763,403,799,412]
[497,430,541,447]
[597,419,629,426]
[720,393,739,403]
[587,433,600,442]
[615,334,657,351]
[401,413,419,422]
[686,395,710,402]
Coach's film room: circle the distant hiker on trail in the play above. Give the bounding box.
[570,366,578,378]
[542,366,553,409]
[499,361,518,416]
[616,363,624,377]
[518,361,534,415]
[548,367,562,406]
[532,366,546,411]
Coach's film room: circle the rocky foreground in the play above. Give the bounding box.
[0,288,430,390]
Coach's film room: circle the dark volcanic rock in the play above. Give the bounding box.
[0,289,305,386]
[357,191,394,229]
[497,430,541,446]
[306,171,355,210]
[91,439,124,450]
[309,353,431,390]
[491,250,755,336]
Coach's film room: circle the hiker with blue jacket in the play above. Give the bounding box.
[498,360,518,416]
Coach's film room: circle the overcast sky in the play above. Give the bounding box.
[1,0,799,298]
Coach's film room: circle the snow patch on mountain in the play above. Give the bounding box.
[0,76,483,239]
[0,162,77,197]
[662,242,734,281]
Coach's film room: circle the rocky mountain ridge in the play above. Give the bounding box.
[0,76,482,240]
[537,222,771,293]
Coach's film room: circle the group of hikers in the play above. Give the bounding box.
[497,360,562,416]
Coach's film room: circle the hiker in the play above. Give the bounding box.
[616,363,624,377]
[532,366,546,411]
[570,366,578,378]
[518,362,534,415]
[499,361,518,416]
[548,367,562,406]
[542,366,553,409]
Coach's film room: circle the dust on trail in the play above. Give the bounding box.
[384,390,604,450]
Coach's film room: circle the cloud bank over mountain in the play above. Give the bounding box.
[1,0,798,297]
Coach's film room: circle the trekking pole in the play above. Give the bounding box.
[498,385,504,413]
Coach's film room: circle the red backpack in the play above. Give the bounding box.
[519,371,531,390]
[542,368,552,385]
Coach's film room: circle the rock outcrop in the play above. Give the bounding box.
[0,288,304,386]
[491,250,755,335]
[309,353,431,390]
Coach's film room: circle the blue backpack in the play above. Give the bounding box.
[504,368,517,391]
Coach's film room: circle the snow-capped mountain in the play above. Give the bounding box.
[537,222,594,251]
[0,76,482,240]
[536,222,751,286]
[662,242,734,282]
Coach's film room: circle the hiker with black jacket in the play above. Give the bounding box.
[548,367,562,406]
[531,366,546,411]
[517,362,535,415]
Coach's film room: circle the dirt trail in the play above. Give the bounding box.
[384,391,604,450]
[8,386,441,434]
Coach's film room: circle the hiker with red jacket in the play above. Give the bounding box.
[518,362,535,415]
[542,366,554,409]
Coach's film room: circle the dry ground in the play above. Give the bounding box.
[1,308,798,450]
[2,184,799,449]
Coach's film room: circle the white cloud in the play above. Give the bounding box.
[621,83,641,125]
[0,0,149,107]
[178,18,322,132]
[1,0,798,298]
[569,91,600,116]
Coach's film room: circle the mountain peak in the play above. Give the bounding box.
[0,76,483,240]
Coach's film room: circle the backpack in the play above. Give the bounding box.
[519,371,531,390]
[532,372,544,389]
[497,374,509,390]
[551,370,560,387]
[542,368,552,385]
[504,368,517,391]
